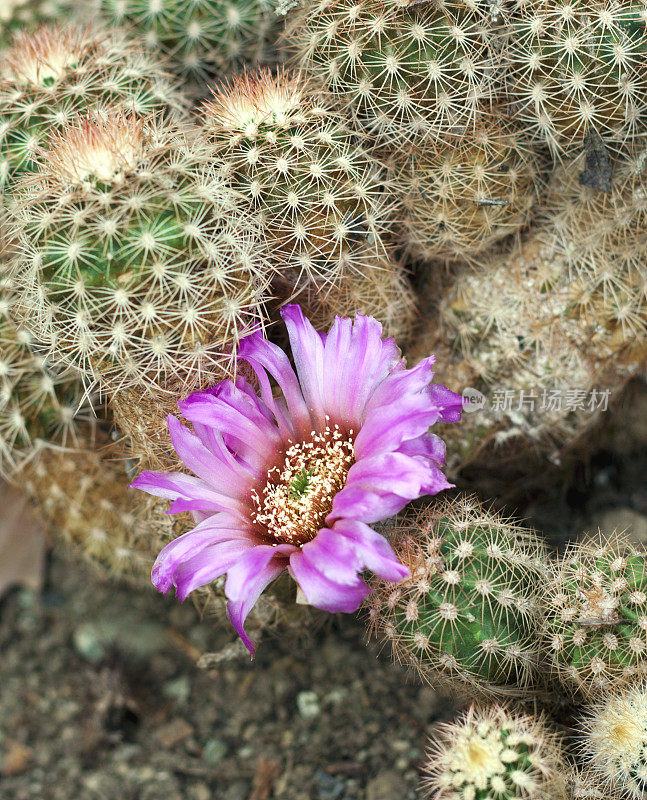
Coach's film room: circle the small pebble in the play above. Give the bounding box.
[202,737,228,764]
[2,739,33,777]
[366,770,405,800]
[296,690,320,720]
[72,624,105,664]
[313,769,346,800]
[163,675,191,704]
[191,782,212,800]
[154,719,194,749]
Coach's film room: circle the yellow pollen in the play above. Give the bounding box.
[251,422,355,546]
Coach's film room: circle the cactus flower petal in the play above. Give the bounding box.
[131,305,461,654]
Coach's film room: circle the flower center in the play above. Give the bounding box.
[251,422,355,546]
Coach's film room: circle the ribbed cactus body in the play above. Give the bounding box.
[506,0,647,153]
[286,0,497,151]
[22,428,180,581]
[414,233,642,475]
[8,112,269,391]
[423,705,568,799]
[544,535,647,696]
[368,497,547,697]
[202,68,394,293]
[0,25,185,192]
[393,124,539,261]
[579,683,647,799]
[0,268,95,476]
[100,0,278,77]
[544,142,647,340]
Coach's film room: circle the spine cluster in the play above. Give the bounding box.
[368,495,548,697]
[423,704,568,799]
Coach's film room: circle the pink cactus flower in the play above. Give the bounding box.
[131,306,462,655]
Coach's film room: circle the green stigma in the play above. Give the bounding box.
[289,467,314,499]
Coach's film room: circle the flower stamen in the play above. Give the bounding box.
[251,422,355,546]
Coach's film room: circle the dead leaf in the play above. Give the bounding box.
[0,480,46,599]
[249,757,281,800]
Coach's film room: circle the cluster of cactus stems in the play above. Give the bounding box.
[412,232,644,473]
[285,0,498,151]
[0,3,645,797]
[0,24,187,190]
[369,497,647,798]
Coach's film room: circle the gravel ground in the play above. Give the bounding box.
[1,379,645,800]
[0,551,448,800]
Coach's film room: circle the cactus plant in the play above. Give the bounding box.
[0,263,96,477]
[0,23,186,192]
[423,704,568,799]
[285,0,498,152]
[578,682,647,799]
[367,495,548,698]
[201,67,395,296]
[301,246,418,344]
[543,533,647,696]
[7,111,270,392]
[391,122,540,261]
[411,233,643,476]
[505,0,647,154]
[543,139,647,339]
[99,0,279,79]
